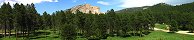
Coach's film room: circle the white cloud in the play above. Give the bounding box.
[54,0,58,2]
[0,0,58,6]
[119,0,167,8]
[73,0,77,2]
[97,1,110,5]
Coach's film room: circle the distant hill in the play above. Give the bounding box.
[116,6,150,13]
[116,2,194,13]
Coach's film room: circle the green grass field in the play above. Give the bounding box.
[106,31,194,40]
[0,30,61,40]
[1,24,194,40]
[1,30,194,40]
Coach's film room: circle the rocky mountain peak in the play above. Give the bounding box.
[70,4,101,14]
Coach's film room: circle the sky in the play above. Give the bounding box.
[0,0,194,14]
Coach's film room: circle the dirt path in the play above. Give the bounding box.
[154,28,194,35]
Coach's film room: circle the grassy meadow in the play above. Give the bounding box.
[1,24,194,40]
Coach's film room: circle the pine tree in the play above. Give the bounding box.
[106,9,116,36]
[13,3,21,40]
[61,24,77,40]
[1,2,13,37]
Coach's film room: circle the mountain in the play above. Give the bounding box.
[115,6,150,13]
[70,4,101,14]
[116,2,194,14]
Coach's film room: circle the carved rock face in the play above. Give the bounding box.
[70,4,101,14]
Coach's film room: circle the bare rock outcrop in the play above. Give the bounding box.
[70,4,101,14]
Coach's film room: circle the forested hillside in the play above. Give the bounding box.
[116,6,150,13]
[116,2,194,32]
[0,2,194,40]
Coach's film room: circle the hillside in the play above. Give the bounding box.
[116,6,150,13]
[116,2,194,13]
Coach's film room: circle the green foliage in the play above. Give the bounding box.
[1,2,194,40]
[107,31,194,40]
[60,24,77,40]
[0,3,41,39]
[41,11,52,29]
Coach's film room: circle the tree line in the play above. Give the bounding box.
[144,3,194,33]
[57,3,194,40]
[52,9,154,40]
[0,3,41,39]
[0,2,194,40]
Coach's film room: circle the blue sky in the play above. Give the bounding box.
[1,0,194,14]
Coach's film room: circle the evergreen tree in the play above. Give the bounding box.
[61,24,77,40]
[1,2,13,37]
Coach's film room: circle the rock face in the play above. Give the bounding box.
[70,4,101,14]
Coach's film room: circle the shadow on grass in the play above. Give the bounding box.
[34,32,51,36]
[30,36,49,39]
[12,31,52,39]
[120,35,131,38]
[187,31,194,33]
[0,35,3,38]
[52,36,59,38]
[0,34,16,38]
[167,32,176,33]
[29,32,51,39]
